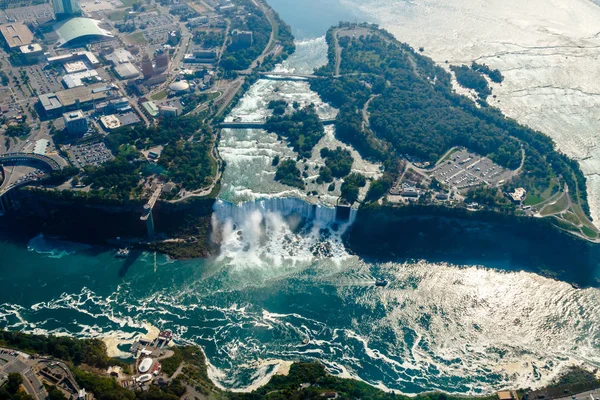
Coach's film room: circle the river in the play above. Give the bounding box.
[0,0,600,395]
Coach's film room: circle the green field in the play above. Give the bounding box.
[126,31,147,45]
[540,193,569,216]
[151,90,168,101]
[107,9,128,21]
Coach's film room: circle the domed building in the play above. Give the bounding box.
[55,18,114,48]
[168,80,190,93]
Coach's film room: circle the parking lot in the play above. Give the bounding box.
[0,88,25,120]
[1,3,53,23]
[66,141,113,168]
[23,65,64,95]
[429,149,512,191]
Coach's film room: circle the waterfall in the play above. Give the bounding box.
[212,197,357,268]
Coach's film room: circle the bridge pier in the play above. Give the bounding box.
[142,204,155,238]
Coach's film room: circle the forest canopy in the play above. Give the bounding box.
[310,23,589,215]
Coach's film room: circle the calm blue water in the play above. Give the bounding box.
[0,0,599,395]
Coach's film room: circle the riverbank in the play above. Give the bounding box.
[0,187,218,259]
[0,330,598,400]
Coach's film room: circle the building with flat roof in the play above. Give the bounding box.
[0,23,33,49]
[114,62,140,80]
[20,43,43,60]
[53,0,81,19]
[141,101,159,117]
[55,18,114,48]
[20,43,43,55]
[39,83,119,117]
[63,110,88,135]
[231,29,252,47]
[47,51,100,67]
[64,61,88,73]
[159,105,179,117]
[100,114,120,130]
[62,70,101,88]
[185,47,218,64]
[104,48,134,65]
[94,97,130,114]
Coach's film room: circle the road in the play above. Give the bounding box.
[361,94,378,129]
[0,350,47,400]
[333,28,342,77]
[238,0,278,74]
[554,388,600,400]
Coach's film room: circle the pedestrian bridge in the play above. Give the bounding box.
[257,72,326,81]
[220,118,336,129]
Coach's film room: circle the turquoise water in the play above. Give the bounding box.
[0,0,600,395]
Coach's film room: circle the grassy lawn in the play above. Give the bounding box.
[126,31,147,45]
[581,225,598,239]
[562,212,580,226]
[205,91,220,101]
[151,90,167,101]
[107,9,128,21]
[119,0,138,6]
[552,216,580,233]
[540,192,569,216]
[524,192,543,206]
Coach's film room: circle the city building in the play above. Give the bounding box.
[52,0,82,19]
[100,114,120,130]
[167,30,180,45]
[104,48,134,65]
[141,101,159,117]
[219,3,235,12]
[187,16,209,27]
[185,47,218,64]
[159,105,179,117]
[509,187,526,202]
[168,80,190,93]
[141,54,154,79]
[63,61,88,73]
[38,83,119,117]
[62,70,101,88]
[114,62,140,80]
[154,52,170,73]
[231,29,252,47]
[0,23,33,49]
[145,74,167,86]
[54,18,114,48]
[497,391,519,400]
[63,110,88,135]
[19,43,44,60]
[169,3,188,12]
[47,51,100,68]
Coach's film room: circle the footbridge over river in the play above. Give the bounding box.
[220,118,336,129]
[257,72,327,81]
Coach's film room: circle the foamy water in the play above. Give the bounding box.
[4,241,600,394]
